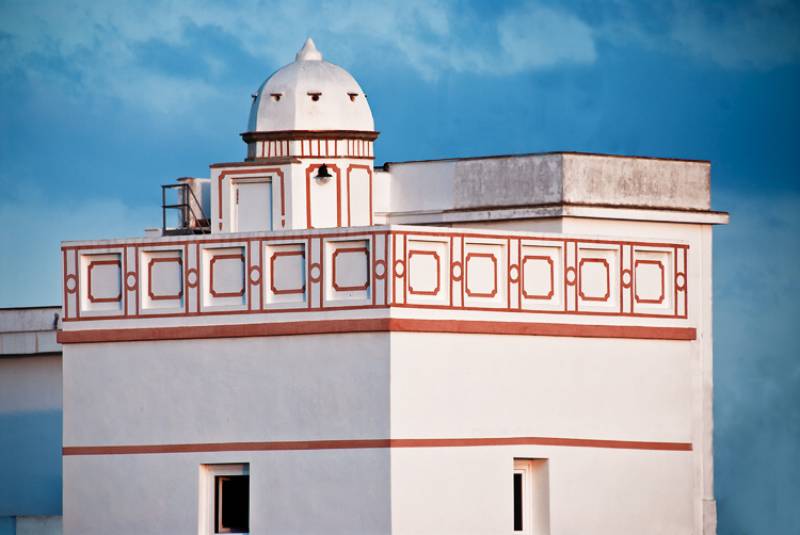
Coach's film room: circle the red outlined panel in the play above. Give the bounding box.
[631,247,678,316]
[634,259,665,304]
[209,254,245,298]
[521,256,554,300]
[324,237,372,307]
[346,164,374,227]
[270,250,306,295]
[87,259,122,303]
[305,163,342,229]
[407,250,441,296]
[578,258,610,302]
[332,247,369,292]
[60,229,689,323]
[464,253,498,299]
[147,257,183,301]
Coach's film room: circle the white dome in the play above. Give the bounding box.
[247,38,374,133]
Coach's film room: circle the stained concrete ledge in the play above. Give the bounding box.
[384,152,714,217]
[0,307,61,357]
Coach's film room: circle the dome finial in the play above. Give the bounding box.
[296,37,323,62]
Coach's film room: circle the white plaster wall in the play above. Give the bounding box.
[391,446,693,535]
[63,333,390,447]
[389,332,693,443]
[389,332,697,534]
[448,218,565,233]
[64,449,389,535]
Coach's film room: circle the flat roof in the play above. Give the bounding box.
[381,150,711,168]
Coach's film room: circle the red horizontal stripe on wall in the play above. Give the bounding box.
[63,436,692,456]
[57,318,697,343]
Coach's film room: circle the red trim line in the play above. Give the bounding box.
[63,435,691,456]
[56,318,697,344]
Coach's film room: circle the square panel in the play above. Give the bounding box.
[202,246,246,309]
[519,242,563,311]
[406,238,449,306]
[632,247,674,315]
[264,242,307,307]
[80,252,123,314]
[576,245,620,313]
[325,239,370,305]
[463,240,507,309]
[141,249,183,311]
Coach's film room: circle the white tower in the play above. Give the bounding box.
[212,38,378,232]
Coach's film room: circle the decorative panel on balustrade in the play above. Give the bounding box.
[61,228,687,322]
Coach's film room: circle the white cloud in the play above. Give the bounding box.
[0,0,597,114]
[4,0,795,121]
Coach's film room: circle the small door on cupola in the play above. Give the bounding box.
[233,178,272,232]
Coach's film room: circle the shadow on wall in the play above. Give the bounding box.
[0,410,62,517]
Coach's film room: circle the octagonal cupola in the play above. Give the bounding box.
[242,38,377,162]
[214,39,377,233]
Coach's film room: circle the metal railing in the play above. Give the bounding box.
[161,183,210,235]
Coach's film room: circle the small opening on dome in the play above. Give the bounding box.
[270,93,282,102]
[307,92,321,102]
[348,92,359,102]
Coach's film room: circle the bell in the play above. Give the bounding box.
[314,164,333,181]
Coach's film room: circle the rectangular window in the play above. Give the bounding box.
[513,459,550,535]
[200,464,249,535]
[215,475,249,533]
[514,471,524,531]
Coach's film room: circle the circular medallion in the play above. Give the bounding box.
[187,268,199,288]
[621,269,632,288]
[509,264,520,284]
[374,259,387,280]
[125,272,137,291]
[451,261,463,281]
[249,266,261,285]
[565,266,577,286]
[675,272,686,291]
[309,263,322,283]
[394,260,405,278]
[65,274,78,294]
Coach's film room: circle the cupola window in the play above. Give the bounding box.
[348,92,359,102]
[270,93,282,102]
[307,92,321,102]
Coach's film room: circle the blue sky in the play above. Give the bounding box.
[1,0,798,531]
